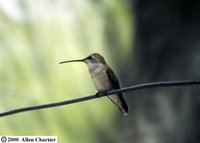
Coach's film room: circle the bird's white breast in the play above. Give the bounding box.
[88,64,112,91]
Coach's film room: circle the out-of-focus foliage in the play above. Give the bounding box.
[0,0,132,142]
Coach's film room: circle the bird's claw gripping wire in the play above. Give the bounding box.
[95,91,109,98]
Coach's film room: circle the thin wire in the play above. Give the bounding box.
[0,80,200,117]
[106,80,200,95]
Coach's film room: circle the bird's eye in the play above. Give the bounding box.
[88,55,93,59]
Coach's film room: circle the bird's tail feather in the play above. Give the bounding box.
[108,94,130,115]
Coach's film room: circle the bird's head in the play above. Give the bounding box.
[59,53,106,68]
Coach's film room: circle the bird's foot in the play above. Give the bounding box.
[95,91,108,98]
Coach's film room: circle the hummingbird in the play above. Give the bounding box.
[59,53,129,115]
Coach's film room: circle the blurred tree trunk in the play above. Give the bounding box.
[118,0,200,143]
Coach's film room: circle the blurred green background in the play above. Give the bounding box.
[0,0,133,142]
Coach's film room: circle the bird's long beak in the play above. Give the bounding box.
[59,59,85,64]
